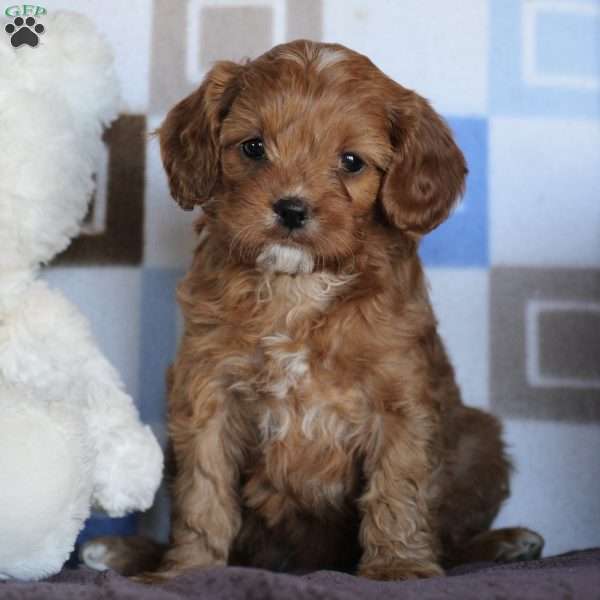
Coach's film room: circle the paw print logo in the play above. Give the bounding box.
[5,16,45,48]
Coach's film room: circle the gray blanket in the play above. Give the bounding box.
[2,549,599,599]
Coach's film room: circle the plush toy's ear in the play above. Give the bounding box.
[380,83,467,234]
[158,61,241,210]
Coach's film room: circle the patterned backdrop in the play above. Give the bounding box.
[3,0,598,558]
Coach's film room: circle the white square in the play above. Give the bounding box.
[494,419,600,556]
[43,267,142,400]
[490,117,600,267]
[322,0,489,115]
[144,115,200,268]
[40,0,152,111]
[426,268,490,409]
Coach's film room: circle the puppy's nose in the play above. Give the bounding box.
[273,197,309,230]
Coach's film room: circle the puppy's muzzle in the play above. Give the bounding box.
[273,197,309,230]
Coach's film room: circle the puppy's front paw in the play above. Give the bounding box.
[131,570,179,585]
[132,553,226,585]
[132,562,222,585]
[358,560,444,581]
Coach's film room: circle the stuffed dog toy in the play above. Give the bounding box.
[0,12,162,581]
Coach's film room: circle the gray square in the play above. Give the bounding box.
[150,0,323,114]
[199,6,272,68]
[490,267,600,423]
[286,0,322,40]
[538,310,600,380]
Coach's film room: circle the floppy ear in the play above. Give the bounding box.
[158,61,241,210]
[380,84,467,234]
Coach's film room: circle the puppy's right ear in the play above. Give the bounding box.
[159,61,241,210]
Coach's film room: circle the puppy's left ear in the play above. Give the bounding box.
[381,84,467,234]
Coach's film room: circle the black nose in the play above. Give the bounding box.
[273,197,309,230]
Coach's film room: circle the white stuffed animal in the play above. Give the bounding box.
[0,12,163,580]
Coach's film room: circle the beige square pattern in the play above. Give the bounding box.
[150,0,322,113]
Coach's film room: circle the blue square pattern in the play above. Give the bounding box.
[420,117,488,267]
[139,268,185,427]
[490,0,600,118]
[77,514,138,547]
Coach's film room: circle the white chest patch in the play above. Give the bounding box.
[256,244,314,275]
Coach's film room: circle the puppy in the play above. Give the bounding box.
[84,40,543,581]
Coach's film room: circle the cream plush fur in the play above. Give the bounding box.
[0,12,163,580]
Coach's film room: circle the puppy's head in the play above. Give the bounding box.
[159,40,466,274]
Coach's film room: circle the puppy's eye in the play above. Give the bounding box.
[241,138,266,160]
[340,152,365,173]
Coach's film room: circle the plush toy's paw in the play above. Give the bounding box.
[93,422,163,516]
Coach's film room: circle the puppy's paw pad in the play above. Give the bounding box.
[498,529,544,562]
[80,541,111,571]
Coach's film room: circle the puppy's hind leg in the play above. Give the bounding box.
[439,406,544,567]
[80,536,166,576]
[449,527,544,566]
